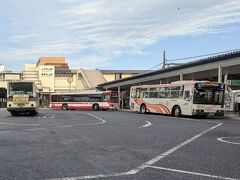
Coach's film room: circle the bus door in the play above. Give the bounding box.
[58,95,61,103]
[182,85,193,115]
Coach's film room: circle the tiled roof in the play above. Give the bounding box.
[100,70,147,73]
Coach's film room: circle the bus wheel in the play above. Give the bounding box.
[11,111,18,116]
[30,111,38,116]
[92,104,99,111]
[62,104,68,110]
[140,104,147,114]
[172,106,181,117]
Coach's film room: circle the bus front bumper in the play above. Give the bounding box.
[192,111,224,117]
[7,107,36,112]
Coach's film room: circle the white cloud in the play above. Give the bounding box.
[68,55,110,69]
[57,0,240,53]
[0,41,87,61]
[1,0,240,70]
[10,33,37,42]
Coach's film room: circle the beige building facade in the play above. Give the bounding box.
[100,70,145,82]
[37,65,55,92]
[0,58,144,93]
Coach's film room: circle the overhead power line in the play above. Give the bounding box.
[166,48,240,62]
[141,63,163,74]
[141,48,240,75]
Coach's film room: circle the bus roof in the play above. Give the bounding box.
[8,81,36,84]
[51,90,113,95]
[131,81,216,88]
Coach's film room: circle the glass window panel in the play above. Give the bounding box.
[143,92,149,98]
[131,88,136,98]
[158,92,165,98]
[103,94,110,101]
[149,92,158,98]
[149,88,157,91]
[51,95,57,102]
[62,95,73,102]
[185,91,190,99]
[136,88,141,98]
[73,95,82,102]
[171,86,181,91]
[80,95,89,102]
[88,94,102,102]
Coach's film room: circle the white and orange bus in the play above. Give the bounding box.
[130,81,225,117]
[50,90,119,111]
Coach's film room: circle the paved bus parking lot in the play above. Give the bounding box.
[0,109,239,180]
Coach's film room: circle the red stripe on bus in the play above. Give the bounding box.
[51,105,110,110]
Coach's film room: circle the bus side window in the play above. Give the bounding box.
[51,95,57,102]
[131,88,136,98]
[143,92,149,98]
[136,88,141,98]
[73,95,81,102]
[80,95,89,102]
[62,95,73,102]
[184,91,190,101]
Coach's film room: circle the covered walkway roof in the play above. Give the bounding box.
[98,51,240,90]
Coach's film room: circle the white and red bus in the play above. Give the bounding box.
[50,90,119,110]
[130,81,225,117]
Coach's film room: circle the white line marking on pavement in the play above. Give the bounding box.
[86,113,106,125]
[137,114,220,124]
[139,121,153,128]
[0,123,40,126]
[43,123,222,180]
[26,128,46,131]
[147,165,239,180]
[217,137,240,145]
[125,123,223,174]
[44,172,131,180]
[0,131,11,134]
[59,114,106,128]
[0,113,106,134]
[59,125,73,128]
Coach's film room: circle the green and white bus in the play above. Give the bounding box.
[7,81,39,116]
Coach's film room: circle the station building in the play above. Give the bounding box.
[0,59,144,107]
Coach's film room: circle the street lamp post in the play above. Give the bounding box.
[67,77,73,92]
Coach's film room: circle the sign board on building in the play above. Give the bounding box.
[227,80,240,86]
[0,65,4,72]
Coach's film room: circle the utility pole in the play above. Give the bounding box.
[162,50,166,69]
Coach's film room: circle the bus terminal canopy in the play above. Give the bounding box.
[0,88,7,98]
[97,51,240,91]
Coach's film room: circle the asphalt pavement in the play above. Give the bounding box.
[0,109,239,180]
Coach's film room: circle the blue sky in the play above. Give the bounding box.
[0,0,240,71]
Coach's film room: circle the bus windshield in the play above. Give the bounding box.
[9,82,33,95]
[193,87,224,105]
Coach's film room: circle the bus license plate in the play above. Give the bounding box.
[13,97,28,104]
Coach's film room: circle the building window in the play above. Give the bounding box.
[115,73,122,80]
